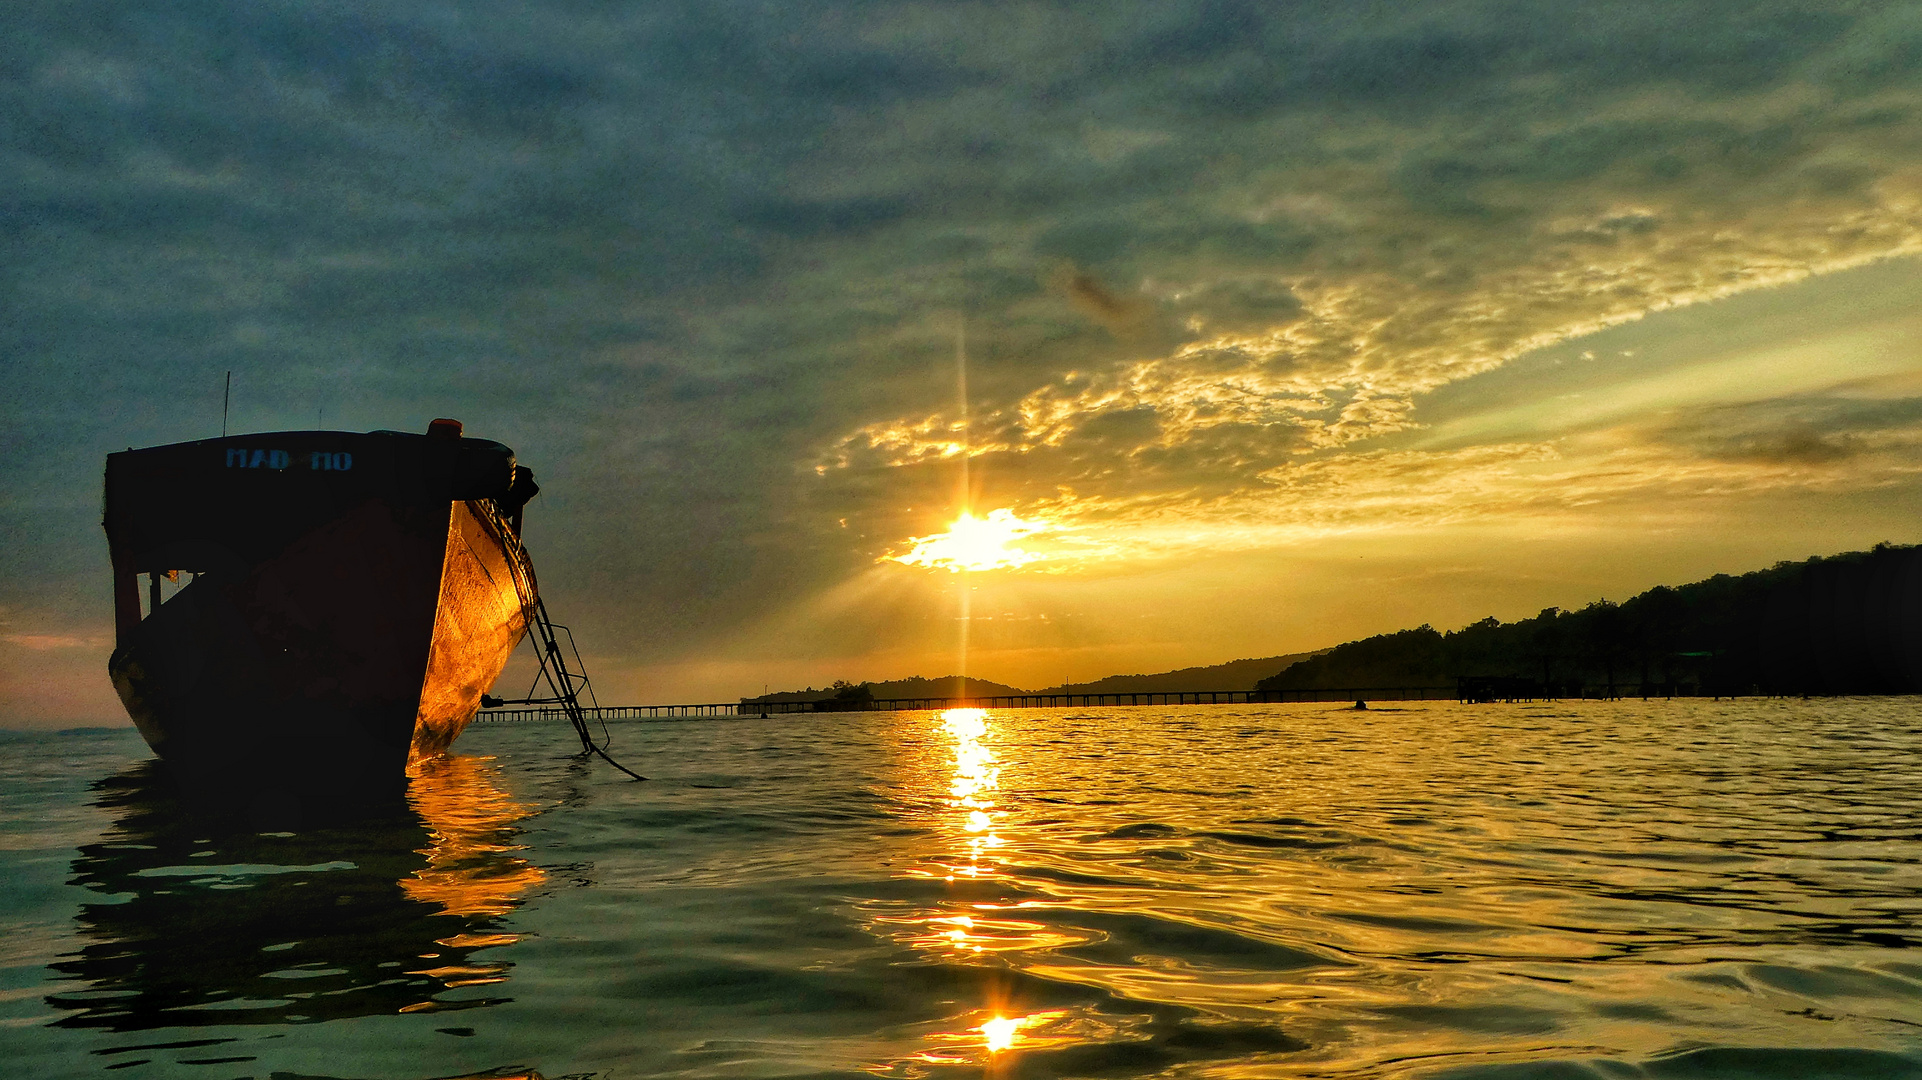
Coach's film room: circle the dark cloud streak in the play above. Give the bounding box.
[9,0,1922,710]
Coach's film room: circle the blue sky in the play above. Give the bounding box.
[8,0,1922,721]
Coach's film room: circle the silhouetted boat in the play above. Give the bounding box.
[102,419,539,816]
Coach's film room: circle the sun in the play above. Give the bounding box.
[887,509,1050,572]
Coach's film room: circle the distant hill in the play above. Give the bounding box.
[1258,542,1922,697]
[742,652,1325,705]
[861,676,1030,700]
[749,545,1922,705]
[742,675,1027,704]
[1032,652,1324,695]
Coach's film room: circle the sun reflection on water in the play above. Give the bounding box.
[978,1013,1026,1052]
[939,708,1002,882]
[863,709,1090,1066]
[904,1008,1073,1067]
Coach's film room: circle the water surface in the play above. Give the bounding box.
[4,700,1921,1078]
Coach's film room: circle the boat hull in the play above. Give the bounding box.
[104,429,535,819]
[415,500,534,757]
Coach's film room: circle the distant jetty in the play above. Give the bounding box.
[479,684,1454,721]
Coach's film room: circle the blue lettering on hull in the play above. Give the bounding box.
[224,448,353,471]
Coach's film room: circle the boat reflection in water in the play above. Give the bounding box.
[47,752,544,1031]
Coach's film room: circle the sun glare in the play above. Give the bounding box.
[979,1015,1025,1052]
[888,509,1050,573]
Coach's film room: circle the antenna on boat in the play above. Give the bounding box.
[222,371,231,437]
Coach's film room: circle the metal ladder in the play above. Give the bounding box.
[500,596,645,781]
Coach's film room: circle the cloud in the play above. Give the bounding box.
[1652,395,1922,465]
[837,173,1922,482]
[1052,266,1149,334]
[980,424,1922,571]
[2,633,103,651]
[12,0,1922,705]
[1732,427,1863,465]
[813,3,1922,568]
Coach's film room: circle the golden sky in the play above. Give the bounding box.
[9,1,1922,719]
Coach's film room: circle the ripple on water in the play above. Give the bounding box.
[7,701,1922,1078]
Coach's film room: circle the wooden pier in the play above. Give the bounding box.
[476,685,1460,722]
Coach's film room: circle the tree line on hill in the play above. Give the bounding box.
[743,676,1027,707]
[740,654,1325,708]
[1256,543,1922,698]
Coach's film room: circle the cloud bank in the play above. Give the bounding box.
[9,0,1922,711]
